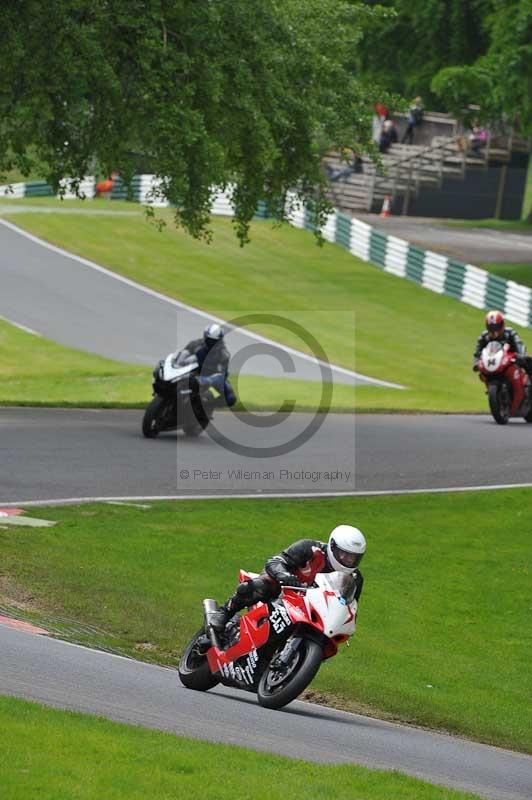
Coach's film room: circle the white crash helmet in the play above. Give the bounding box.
[327,525,366,573]
[204,322,224,344]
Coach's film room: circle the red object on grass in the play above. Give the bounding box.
[96,178,114,194]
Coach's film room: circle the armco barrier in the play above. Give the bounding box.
[1,176,531,328]
[285,198,532,330]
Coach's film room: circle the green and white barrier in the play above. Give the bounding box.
[2,176,530,328]
[0,177,96,200]
[285,201,532,329]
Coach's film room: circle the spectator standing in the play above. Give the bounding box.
[379,119,398,154]
[469,121,488,156]
[401,96,424,144]
[372,102,389,143]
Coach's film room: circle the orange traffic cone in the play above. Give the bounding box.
[380,195,392,218]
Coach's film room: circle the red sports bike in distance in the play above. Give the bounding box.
[478,341,532,425]
[179,569,358,709]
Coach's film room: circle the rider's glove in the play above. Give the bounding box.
[278,575,304,588]
[472,362,480,372]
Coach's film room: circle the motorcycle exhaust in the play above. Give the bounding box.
[203,599,222,649]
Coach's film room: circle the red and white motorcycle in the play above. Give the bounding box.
[179,569,358,709]
[478,341,532,425]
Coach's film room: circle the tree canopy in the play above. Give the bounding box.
[479,0,532,133]
[358,0,532,136]
[0,0,387,242]
[356,0,491,103]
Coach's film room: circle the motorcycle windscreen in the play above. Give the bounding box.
[323,571,358,604]
[485,341,504,356]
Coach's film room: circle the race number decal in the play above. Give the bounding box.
[270,606,292,634]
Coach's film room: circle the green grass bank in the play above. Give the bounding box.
[481,262,532,289]
[0,697,482,800]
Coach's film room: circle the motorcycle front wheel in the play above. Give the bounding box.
[488,383,510,425]
[178,629,220,691]
[257,638,323,710]
[142,395,168,438]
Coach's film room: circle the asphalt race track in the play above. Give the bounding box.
[356,214,532,265]
[2,406,532,503]
[1,625,531,800]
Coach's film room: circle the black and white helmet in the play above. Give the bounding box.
[327,525,366,573]
[204,323,224,344]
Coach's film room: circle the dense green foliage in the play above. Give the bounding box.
[359,0,532,137]
[430,65,493,123]
[431,1,532,133]
[0,0,387,242]
[481,0,532,132]
[357,0,490,102]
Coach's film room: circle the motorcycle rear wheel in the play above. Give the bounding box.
[488,383,510,425]
[178,629,219,691]
[257,639,323,710]
[142,396,167,438]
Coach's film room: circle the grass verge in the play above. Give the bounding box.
[4,206,507,413]
[0,318,149,407]
[481,262,532,289]
[0,696,482,800]
[0,318,356,411]
[444,218,532,232]
[2,491,531,753]
[0,196,142,211]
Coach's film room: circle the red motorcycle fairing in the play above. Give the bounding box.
[206,602,271,674]
[277,588,340,659]
[508,364,529,415]
[482,362,530,415]
[479,345,531,417]
[206,585,337,683]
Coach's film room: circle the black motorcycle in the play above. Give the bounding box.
[142,350,214,438]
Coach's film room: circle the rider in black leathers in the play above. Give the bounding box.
[473,310,532,375]
[210,525,366,633]
[183,323,236,407]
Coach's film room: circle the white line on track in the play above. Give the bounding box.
[0,313,41,336]
[0,217,402,390]
[3,481,532,507]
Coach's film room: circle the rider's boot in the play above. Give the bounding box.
[210,595,245,632]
